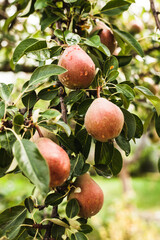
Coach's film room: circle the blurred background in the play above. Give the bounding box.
[0,0,160,239]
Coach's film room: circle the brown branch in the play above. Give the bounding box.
[150,0,160,30]
[0,64,36,72]
[44,206,58,240]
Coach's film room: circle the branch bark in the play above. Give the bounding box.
[150,0,160,30]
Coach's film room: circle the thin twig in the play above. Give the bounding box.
[150,0,160,30]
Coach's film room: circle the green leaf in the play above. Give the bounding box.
[71,232,88,240]
[3,11,20,33]
[52,224,65,239]
[94,164,113,178]
[109,148,122,175]
[0,101,5,119]
[78,99,93,116]
[94,141,113,165]
[0,148,13,177]
[135,86,160,115]
[34,0,48,10]
[103,56,119,77]
[13,114,24,134]
[79,224,93,234]
[115,55,132,67]
[45,192,64,207]
[13,38,38,63]
[58,133,78,153]
[13,139,50,195]
[84,36,110,57]
[66,199,80,218]
[22,91,37,109]
[24,197,34,213]
[0,83,14,101]
[101,0,130,16]
[70,154,85,177]
[26,64,67,91]
[116,134,130,156]
[64,31,81,45]
[76,129,92,158]
[113,27,144,57]
[65,90,85,105]
[132,114,143,138]
[0,131,16,153]
[121,108,136,140]
[40,109,61,120]
[24,40,47,53]
[55,121,71,137]
[107,70,119,82]
[41,15,60,31]
[116,84,135,101]
[0,206,27,239]
[38,85,58,100]
[54,29,64,41]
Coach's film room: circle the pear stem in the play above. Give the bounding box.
[97,86,101,98]
[35,124,44,138]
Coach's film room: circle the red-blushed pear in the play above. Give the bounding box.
[58,45,95,89]
[68,173,104,218]
[84,97,124,142]
[36,138,70,188]
[91,21,117,54]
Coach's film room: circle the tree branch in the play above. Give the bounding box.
[150,0,160,30]
[44,206,58,240]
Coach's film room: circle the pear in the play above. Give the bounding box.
[91,21,117,54]
[68,173,104,218]
[36,138,70,188]
[58,45,95,89]
[84,97,124,142]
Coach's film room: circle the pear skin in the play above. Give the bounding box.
[68,173,104,218]
[84,97,124,142]
[58,45,95,89]
[36,138,70,188]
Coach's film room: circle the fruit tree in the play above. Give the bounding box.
[0,0,160,239]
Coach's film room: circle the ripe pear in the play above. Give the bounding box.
[91,21,117,54]
[58,45,95,89]
[68,173,104,218]
[84,97,124,142]
[36,138,70,188]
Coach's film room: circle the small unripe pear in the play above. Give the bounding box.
[36,138,70,188]
[68,173,104,218]
[58,45,95,89]
[84,97,124,142]
[91,21,117,54]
